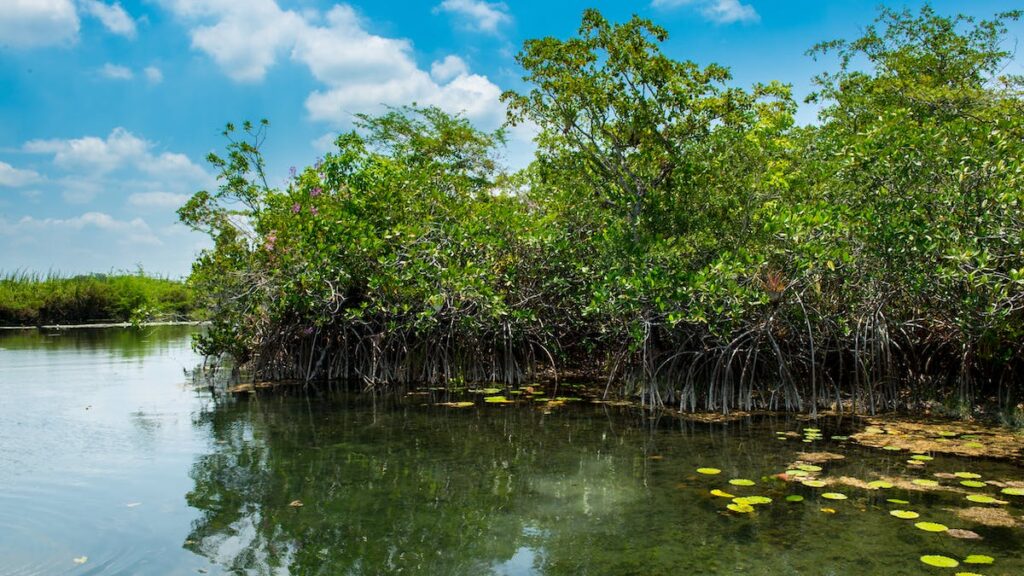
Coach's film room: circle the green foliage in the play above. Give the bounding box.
[0,271,196,326]
[183,5,1024,415]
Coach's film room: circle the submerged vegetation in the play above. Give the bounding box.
[180,6,1024,416]
[0,271,196,326]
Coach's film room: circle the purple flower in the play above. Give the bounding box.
[310,187,322,197]
[264,231,277,252]
[310,206,319,215]
[303,327,315,336]
[292,203,301,214]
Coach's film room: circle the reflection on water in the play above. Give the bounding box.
[1,327,1022,575]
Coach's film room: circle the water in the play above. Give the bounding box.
[1,327,1022,575]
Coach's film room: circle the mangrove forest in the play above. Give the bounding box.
[179,6,1024,421]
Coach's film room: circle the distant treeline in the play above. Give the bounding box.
[0,272,196,326]
[179,6,1024,418]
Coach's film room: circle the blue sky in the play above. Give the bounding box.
[1,0,1022,277]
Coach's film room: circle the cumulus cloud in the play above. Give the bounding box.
[163,1,509,131]
[0,0,80,48]
[0,212,160,245]
[0,161,44,187]
[433,0,511,34]
[128,191,191,209]
[80,0,136,38]
[23,127,213,202]
[99,62,133,79]
[651,0,759,24]
[144,65,163,84]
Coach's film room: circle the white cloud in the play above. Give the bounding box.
[651,0,759,24]
[144,65,163,84]
[433,0,511,34]
[128,191,190,209]
[431,55,468,83]
[80,0,136,38]
[0,0,80,48]
[162,0,306,82]
[0,161,44,187]
[99,62,133,80]
[23,127,213,203]
[0,212,160,245]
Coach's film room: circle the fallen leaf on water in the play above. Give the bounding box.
[289,500,304,507]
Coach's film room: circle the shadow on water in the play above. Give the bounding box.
[184,392,1024,575]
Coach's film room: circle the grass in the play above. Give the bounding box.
[0,271,199,326]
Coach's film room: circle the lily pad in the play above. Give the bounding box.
[820,507,836,514]
[697,467,722,475]
[439,401,475,408]
[484,396,513,404]
[954,472,982,479]
[802,480,827,488]
[797,464,823,472]
[920,555,959,568]
[887,499,910,505]
[726,503,754,514]
[914,522,949,532]
[785,469,810,477]
[963,555,993,565]
[911,454,934,461]
[960,480,986,488]
[785,495,804,502]
[821,492,847,500]
[733,496,772,506]
[728,478,756,486]
[890,510,920,519]
[710,489,735,498]
[912,479,939,487]
[867,480,894,489]
[1001,487,1024,496]
[966,494,1006,504]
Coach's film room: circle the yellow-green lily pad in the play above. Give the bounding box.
[960,480,986,488]
[785,495,804,502]
[785,469,810,477]
[1001,487,1024,496]
[729,478,755,486]
[914,522,948,532]
[802,480,827,488]
[920,555,959,568]
[966,494,1006,504]
[912,479,939,487]
[697,467,722,475]
[963,555,993,565]
[710,489,735,498]
[954,472,982,479]
[797,464,823,472]
[887,499,910,505]
[733,496,772,506]
[821,492,847,500]
[727,503,754,514]
[883,445,903,451]
[890,510,920,519]
[911,455,934,461]
[867,480,894,489]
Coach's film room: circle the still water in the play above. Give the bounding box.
[1,327,1022,575]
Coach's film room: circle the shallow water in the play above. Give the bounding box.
[1,327,1022,575]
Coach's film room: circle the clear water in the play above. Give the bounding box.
[1,327,1022,575]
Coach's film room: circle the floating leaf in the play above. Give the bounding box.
[710,489,735,498]
[911,455,934,461]
[785,495,804,502]
[867,480,894,489]
[697,467,722,475]
[439,401,474,408]
[727,503,754,514]
[729,478,755,486]
[802,480,827,488]
[1001,487,1024,496]
[965,494,1006,504]
[484,396,513,404]
[914,522,949,532]
[954,472,982,479]
[734,496,772,506]
[820,507,836,514]
[963,555,993,565]
[890,510,920,519]
[831,435,849,441]
[920,555,959,568]
[912,479,939,487]
[797,464,823,472]
[821,492,847,500]
[887,499,910,505]
[963,442,985,449]
[785,469,810,477]
[883,445,903,451]
[960,480,986,488]
[804,428,821,433]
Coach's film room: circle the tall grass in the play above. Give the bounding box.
[0,271,198,326]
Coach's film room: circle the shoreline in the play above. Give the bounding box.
[0,320,207,331]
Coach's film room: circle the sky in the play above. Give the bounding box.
[1,0,1022,277]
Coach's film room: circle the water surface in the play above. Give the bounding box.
[1,327,1022,575]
